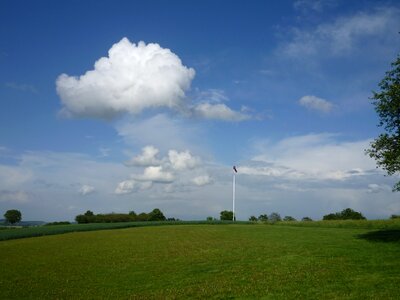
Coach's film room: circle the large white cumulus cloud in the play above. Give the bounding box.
[56,38,195,119]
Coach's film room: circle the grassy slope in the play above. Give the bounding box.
[0,224,399,299]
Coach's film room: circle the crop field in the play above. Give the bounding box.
[1,224,399,299]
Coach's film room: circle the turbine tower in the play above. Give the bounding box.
[233,165,237,221]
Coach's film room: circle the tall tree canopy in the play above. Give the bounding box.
[4,209,22,225]
[366,55,400,192]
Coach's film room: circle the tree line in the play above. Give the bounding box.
[215,208,370,222]
[74,208,171,224]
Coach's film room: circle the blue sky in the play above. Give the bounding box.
[1,0,399,221]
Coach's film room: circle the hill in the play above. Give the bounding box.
[0,224,399,299]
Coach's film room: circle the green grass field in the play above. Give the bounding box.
[1,224,399,299]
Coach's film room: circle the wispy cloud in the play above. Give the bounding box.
[293,0,337,13]
[248,133,377,181]
[0,190,29,203]
[5,82,38,94]
[280,7,400,58]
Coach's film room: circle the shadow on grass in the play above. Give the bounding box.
[357,230,400,243]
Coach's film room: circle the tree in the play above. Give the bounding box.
[148,208,166,221]
[283,216,296,221]
[84,210,94,216]
[136,212,149,221]
[340,208,365,220]
[269,212,281,222]
[75,214,88,224]
[366,55,400,191]
[302,217,313,222]
[323,213,339,220]
[249,216,258,222]
[4,209,22,225]
[206,216,214,221]
[322,208,366,220]
[220,210,233,221]
[258,214,268,222]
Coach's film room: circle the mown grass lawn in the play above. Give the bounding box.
[0,224,399,299]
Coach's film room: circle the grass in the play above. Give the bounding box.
[0,224,399,299]
[0,220,250,241]
[277,218,400,229]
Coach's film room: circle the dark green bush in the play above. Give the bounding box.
[323,208,366,221]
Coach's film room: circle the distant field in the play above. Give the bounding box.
[1,224,399,299]
[0,220,248,241]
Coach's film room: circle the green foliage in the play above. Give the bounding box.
[323,208,366,221]
[366,55,400,191]
[322,213,339,220]
[249,216,258,222]
[4,209,22,225]
[75,208,168,224]
[220,210,233,221]
[269,212,281,223]
[302,217,313,222]
[283,216,296,221]
[391,214,400,219]
[136,212,149,221]
[45,221,71,226]
[206,216,214,221]
[258,214,268,222]
[1,225,400,299]
[148,208,166,221]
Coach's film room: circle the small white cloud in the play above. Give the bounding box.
[56,37,195,119]
[192,175,213,186]
[125,145,160,167]
[168,150,200,171]
[115,180,136,194]
[299,95,334,113]
[193,102,251,121]
[135,166,175,183]
[79,184,95,196]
